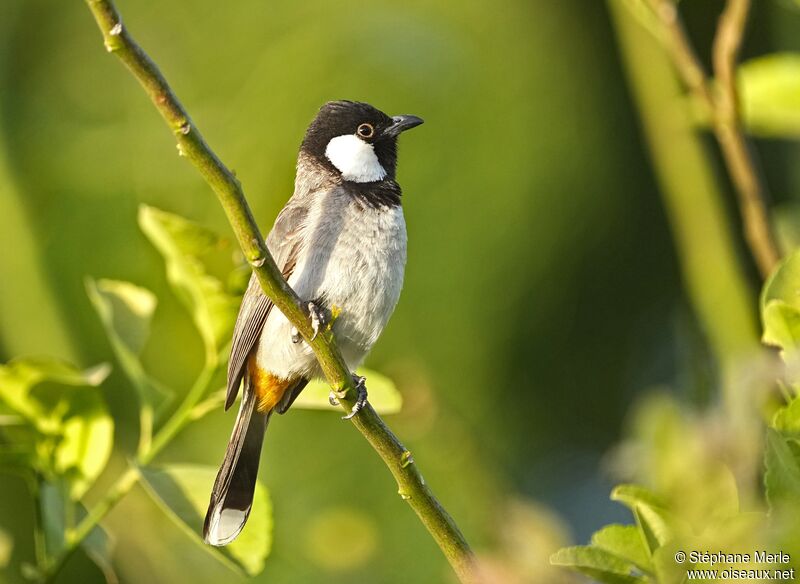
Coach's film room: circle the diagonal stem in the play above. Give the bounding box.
[81,1,478,582]
[646,0,780,279]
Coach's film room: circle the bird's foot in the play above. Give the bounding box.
[328,374,368,420]
[343,375,368,420]
[290,301,327,344]
[309,301,326,341]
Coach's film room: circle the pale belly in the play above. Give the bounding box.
[254,201,407,380]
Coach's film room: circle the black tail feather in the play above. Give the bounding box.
[203,373,269,546]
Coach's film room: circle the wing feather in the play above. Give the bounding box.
[224,201,308,410]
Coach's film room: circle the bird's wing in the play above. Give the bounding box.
[224,201,308,410]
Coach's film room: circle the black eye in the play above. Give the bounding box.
[357,123,374,138]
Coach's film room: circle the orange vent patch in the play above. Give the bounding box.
[248,356,294,413]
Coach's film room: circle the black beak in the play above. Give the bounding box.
[385,114,424,137]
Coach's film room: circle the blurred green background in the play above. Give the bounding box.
[2,0,800,582]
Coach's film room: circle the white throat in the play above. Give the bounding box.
[325,134,386,183]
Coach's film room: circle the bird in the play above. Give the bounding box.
[203,100,423,546]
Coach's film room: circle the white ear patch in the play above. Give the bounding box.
[325,134,386,183]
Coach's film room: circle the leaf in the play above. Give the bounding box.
[550,546,648,584]
[0,357,110,432]
[773,397,800,433]
[761,249,800,380]
[293,368,402,414]
[737,53,800,138]
[140,464,272,576]
[761,249,800,313]
[0,358,113,499]
[762,300,800,355]
[138,206,239,357]
[54,401,114,500]
[80,505,118,584]
[86,278,172,416]
[611,485,673,555]
[591,524,653,574]
[89,279,157,354]
[610,484,666,511]
[40,480,67,558]
[764,428,800,510]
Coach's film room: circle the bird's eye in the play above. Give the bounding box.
[357,123,374,138]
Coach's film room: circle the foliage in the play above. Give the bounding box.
[553,250,800,582]
[0,206,402,582]
[551,3,800,583]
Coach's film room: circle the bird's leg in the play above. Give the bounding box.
[291,300,328,344]
[328,374,368,420]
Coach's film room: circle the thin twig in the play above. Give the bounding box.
[81,0,478,582]
[646,0,780,278]
[711,0,780,277]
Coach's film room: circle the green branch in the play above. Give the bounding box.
[82,0,478,582]
[646,0,780,279]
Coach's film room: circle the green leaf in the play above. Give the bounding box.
[611,485,673,555]
[773,397,800,433]
[80,505,118,584]
[293,368,402,414]
[762,249,800,313]
[550,546,649,584]
[738,53,800,137]
[140,464,272,576]
[40,480,67,558]
[138,205,239,357]
[0,357,109,431]
[54,399,114,500]
[591,524,653,574]
[0,358,113,499]
[86,278,172,417]
[762,300,800,355]
[610,484,665,511]
[764,428,800,510]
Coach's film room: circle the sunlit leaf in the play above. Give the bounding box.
[610,484,665,511]
[762,300,800,355]
[550,545,648,584]
[293,368,402,414]
[761,250,800,368]
[738,53,800,138]
[773,397,800,434]
[0,358,113,499]
[140,464,272,576]
[54,401,114,500]
[0,357,109,431]
[86,278,172,417]
[611,485,673,555]
[764,428,800,510]
[138,205,239,357]
[591,524,653,574]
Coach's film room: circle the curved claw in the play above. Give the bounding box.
[308,301,326,341]
[342,375,368,420]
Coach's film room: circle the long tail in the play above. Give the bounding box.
[203,372,269,546]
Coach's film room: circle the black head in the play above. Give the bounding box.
[300,100,423,183]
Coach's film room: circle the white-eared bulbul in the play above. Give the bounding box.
[203,101,423,545]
